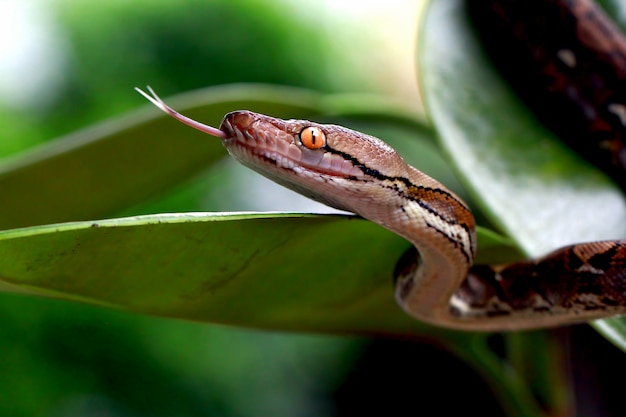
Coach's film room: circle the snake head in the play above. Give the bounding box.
[135,86,474,259]
[218,109,421,215]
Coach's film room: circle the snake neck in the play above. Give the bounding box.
[388,191,476,325]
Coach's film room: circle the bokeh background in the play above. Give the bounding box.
[0,0,421,155]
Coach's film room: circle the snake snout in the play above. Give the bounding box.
[219,111,256,138]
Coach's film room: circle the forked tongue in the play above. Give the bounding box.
[134,86,227,138]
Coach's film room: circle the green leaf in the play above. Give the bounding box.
[419,0,626,348]
[0,85,324,230]
[420,0,626,256]
[0,211,514,338]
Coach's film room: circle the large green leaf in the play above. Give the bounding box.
[0,212,516,337]
[419,0,626,348]
[0,213,412,334]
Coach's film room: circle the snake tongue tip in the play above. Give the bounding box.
[135,86,227,139]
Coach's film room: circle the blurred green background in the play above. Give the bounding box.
[0,0,421,156]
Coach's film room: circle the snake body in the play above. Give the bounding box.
[135,0,626,331]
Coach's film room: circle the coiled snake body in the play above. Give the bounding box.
[137,0,626,331]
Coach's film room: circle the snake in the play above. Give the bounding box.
[135,0,626,331]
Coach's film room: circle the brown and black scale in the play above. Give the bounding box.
[454,241,626,318]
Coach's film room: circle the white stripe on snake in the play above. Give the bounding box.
[135,0,626,331]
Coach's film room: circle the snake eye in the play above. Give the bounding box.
[299,126,326,149]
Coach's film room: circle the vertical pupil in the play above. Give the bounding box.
[311,130,316,145]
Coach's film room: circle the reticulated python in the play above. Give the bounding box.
[136,0,626,331]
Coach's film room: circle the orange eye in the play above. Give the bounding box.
[299,126,326,149]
